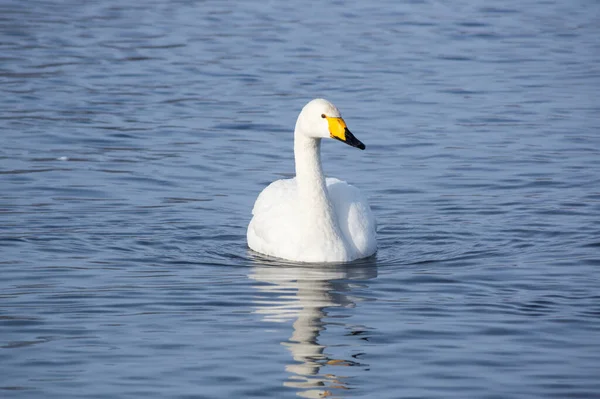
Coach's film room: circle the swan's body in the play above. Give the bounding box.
[247,99,377,262]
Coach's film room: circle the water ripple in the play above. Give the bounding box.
[1,0,600,398]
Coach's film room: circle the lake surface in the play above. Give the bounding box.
[1,0,600,398]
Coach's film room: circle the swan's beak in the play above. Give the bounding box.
[327,117,366,150]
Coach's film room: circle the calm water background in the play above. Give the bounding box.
[1,0,600,398]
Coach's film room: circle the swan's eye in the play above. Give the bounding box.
[321,114,326,119]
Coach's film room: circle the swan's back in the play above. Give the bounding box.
[326,178,377,259]
[247,178,376,262]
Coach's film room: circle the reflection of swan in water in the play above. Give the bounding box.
[249,258,377,398]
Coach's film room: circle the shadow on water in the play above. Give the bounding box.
[248,255,377,398]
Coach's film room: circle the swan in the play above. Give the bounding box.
[247,99,377,262]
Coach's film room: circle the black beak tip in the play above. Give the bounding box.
[344,128,366,150]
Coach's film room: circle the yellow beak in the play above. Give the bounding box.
[326,117,366,150]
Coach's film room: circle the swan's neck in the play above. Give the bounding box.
[294,134,327,199]
[294,132,341,237]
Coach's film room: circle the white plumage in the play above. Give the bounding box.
[247,99,377,262]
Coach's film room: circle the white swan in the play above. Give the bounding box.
[247,99,377,263]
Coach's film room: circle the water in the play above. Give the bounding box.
[1,0,600,397]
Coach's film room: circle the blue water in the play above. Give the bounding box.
[1,0,600,398]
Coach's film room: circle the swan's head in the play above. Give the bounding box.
[295,99,365,150]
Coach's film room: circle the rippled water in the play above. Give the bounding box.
[2,0,600,398]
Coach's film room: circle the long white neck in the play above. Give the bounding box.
[294,130,343,242]
[294,134,326,201]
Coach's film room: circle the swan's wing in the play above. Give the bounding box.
[248,178,300,258]
[251,178,297,215]
[326,177,377,257]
